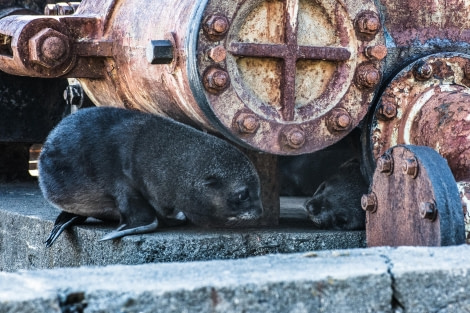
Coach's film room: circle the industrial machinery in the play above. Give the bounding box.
[1,0,469,246]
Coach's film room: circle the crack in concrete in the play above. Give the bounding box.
[380,253,405,313]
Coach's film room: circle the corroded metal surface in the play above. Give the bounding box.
[0,0,384,155]
[363,53,470,183]
[365,145,465,247]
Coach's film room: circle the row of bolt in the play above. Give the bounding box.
[44,2,80,16]
[361,153,438,221]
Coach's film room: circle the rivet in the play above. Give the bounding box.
[413,61,433,80]
[236,113,259,134]
[403,157,418,178]
[377,153,393,175]
[361,192,377,213]
[419,202,437,221]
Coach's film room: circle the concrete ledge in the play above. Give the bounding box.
[0,182,365,271]
[2,246,470,313]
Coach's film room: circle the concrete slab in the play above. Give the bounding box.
[0,249,392,313]
[0,182,365,271]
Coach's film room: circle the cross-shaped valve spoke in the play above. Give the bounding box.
[228,0,351,121]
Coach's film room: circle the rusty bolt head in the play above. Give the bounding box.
[355,64,381,89]
[203,67,230,94]
[413,61,433,80]
[146,40,173,64]
[376,100,397,121]
[236,113,259,134]
[356,11,381,36]
[204,14,230,39]
[327,109,352,133]
[29,28,70,69]
[282,127,306,149]
[403,157,418,178]
[419,202,437,221]
[44,4,58,15]
[377,153,393,175]
[361,192,377,213]
[365,45,388,60]
[208,45,227,63]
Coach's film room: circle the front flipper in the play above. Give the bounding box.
[45,211,87,248]
[100,189,159,241]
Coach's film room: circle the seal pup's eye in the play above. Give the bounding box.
[236,188,250,202]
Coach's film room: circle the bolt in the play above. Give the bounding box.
[203,67,230,93]
[403,157,418,178]
[204,15,230,39]
[419,202,437,221]
[356,11,381,36]
[56,3,74,15]
[146,40,173,64]
[236,113,259,134]
[414,61,433,80]
[29,28,70,69]
[44,4,58,15]
[376,100,397,121]
[327,109,352,132]
[361,192,377,213]
[355,64,381,89]
[377,153,393,175]
[208,45,227,63]
[365,45,387,60]
[282,128,306,149]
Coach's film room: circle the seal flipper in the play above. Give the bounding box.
[100,191,159,241]
[45,211,87,248]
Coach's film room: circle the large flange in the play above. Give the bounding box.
[363,53,470,181]
[191,0,385,155]
[364,145,465,247]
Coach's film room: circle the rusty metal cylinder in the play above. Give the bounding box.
[0,0,385,155]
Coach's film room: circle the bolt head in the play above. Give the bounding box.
[208,45,227,63]
[282,128,306,149]
[403,157,418,178]
[203,67,230,94]
[419,202,437,221]
[355,64,381,89]
[356,11,381,38]
[365,45,387,60]
[146,40,173,64]
[29,28,70,69]
[414,62,433,80]
[204,15,230,40]
[377,100,397,121]
[377,153,393,175]
[236,113,259,134]
[361,193,377,213]
[327,109,352,132]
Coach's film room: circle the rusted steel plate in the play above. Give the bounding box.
[364,145,465,247]
[363,53,470,182]
[194,0,385,154]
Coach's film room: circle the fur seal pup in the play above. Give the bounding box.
[304,158,367,230]
[39,107,263,247]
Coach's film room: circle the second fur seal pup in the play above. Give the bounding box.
[39,107,263,247]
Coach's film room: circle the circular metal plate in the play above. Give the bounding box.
[192,0,385,154]
[363,53,470,181]
[365,145,465,247]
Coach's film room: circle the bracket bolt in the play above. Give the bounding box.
[356,11,381,38]
[377,153,393,175]
[236,113,259,134]
[355,64,381,89]
[282,128,306,149]
[203,67,230,94]
[361,192,377,213]
[376,100,397,121]
[204,14,230,39]
[327,109,352,132]
[420,202,437,221]
[414,61,433,80]
[403,157,418,178]
[365,45,387,60]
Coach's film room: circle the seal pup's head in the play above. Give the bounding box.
[304,158,366,230]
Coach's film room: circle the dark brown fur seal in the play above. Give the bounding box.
[304,158,367,230]
[39,107,263,246]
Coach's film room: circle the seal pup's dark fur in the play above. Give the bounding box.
[39,107,263,246]
[304,158,367,230]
